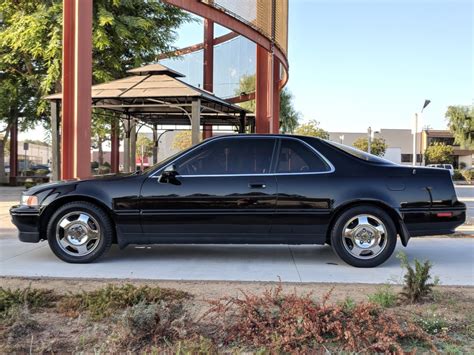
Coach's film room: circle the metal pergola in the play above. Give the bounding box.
[45,64,253,179]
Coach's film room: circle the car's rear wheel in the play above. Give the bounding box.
[47,201,113,263]
[330,205,397,267]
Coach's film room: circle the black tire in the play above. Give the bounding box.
[46,201,113,263]
[330,205,397,268]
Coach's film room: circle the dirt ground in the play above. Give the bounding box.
[1,277,473,353]
[2,276,474,302]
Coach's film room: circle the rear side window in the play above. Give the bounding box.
[276,139,330,173]
[175,138,275,175]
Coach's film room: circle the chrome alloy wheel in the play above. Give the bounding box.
[55,211,101,257]
[342,214,388,260]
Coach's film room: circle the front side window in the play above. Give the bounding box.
[175,138,275,176]
[276,139,330,173]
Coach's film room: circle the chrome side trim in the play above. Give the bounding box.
[148,135,335,178]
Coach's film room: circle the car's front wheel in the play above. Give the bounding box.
[330,205,397,267]
[47,201,113,263]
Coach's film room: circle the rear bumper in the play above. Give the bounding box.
[10,205,42,243]
[402,205,466,237]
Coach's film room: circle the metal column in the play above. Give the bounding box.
[61,0,92,179]
[152,124,158,165]
[129,119,137,171]
[51,101,61,181]
[202,18,214,139]
[191,99,201,145]
[123,117,130,173]
[255,45,273,133]
[110,117,120,173]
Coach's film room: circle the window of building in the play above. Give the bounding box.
[276,139,330,173]
[175,138,275,175]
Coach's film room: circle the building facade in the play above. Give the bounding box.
[329,129,473,168]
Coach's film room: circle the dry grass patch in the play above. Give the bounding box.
[203,285,433,353]
[57,283,191,320]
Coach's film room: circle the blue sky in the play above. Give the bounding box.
[174,0,473,133]
[20,0,473,140]
[285,0,473,132]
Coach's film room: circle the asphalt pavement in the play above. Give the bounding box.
[1,185,473,285]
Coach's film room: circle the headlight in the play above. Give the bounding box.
[21,195,38,206]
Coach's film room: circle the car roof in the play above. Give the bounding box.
[204,133,321,142]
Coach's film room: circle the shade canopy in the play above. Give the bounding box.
[45,63,251,127]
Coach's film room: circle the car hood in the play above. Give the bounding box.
[24,173,138,195]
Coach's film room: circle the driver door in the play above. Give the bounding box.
[140,137,278,240]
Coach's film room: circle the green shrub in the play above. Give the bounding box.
[397,252,437,304]
[57,284,191,320]
[119,300,191,347]
[339,296,356,311]
[368,285,397,308]
[461,169,472,183]
[416,312,449,335]
[174,336,217,354]
[452,170,465,181]
[0,287,58,319]
[97,165,111,174]
[35,169,49,176]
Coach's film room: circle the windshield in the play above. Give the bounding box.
[142,144,199,175]
[323,140,394,164]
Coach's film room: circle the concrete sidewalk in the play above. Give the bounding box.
[1,232,473,285]
[1,185,473,286]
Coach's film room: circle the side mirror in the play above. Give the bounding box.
[159,164,179,183]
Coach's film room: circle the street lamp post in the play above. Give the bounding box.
[412,100,431,166]
[367,127,372,154]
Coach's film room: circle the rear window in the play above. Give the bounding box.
[324,140,394,164]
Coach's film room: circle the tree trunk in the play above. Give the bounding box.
[0,123,12,184]
[98,137,104,166]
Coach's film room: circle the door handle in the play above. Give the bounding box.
[249,183,266,189]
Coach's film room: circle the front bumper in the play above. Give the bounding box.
[10,205,42,243]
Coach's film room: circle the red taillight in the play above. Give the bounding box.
[436,212,452,218]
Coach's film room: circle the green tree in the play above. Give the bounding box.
[0,0,192,177]
[136,134,153,169]
[294,120,329,139]
[235,74,256,113]
[445,105,473,149]
[279,87,300,133]
[90,113,112,166]
[172,131,192,151]
[235,75,300,133]
[353,137,388,157]
[424,142,454,164]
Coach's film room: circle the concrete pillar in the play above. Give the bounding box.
[51,101,61,181]
[191,99,201,145]
[9,119,18,185]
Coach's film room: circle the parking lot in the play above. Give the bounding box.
[1,185,473,285]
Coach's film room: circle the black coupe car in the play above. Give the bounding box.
[10,135,465,267]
